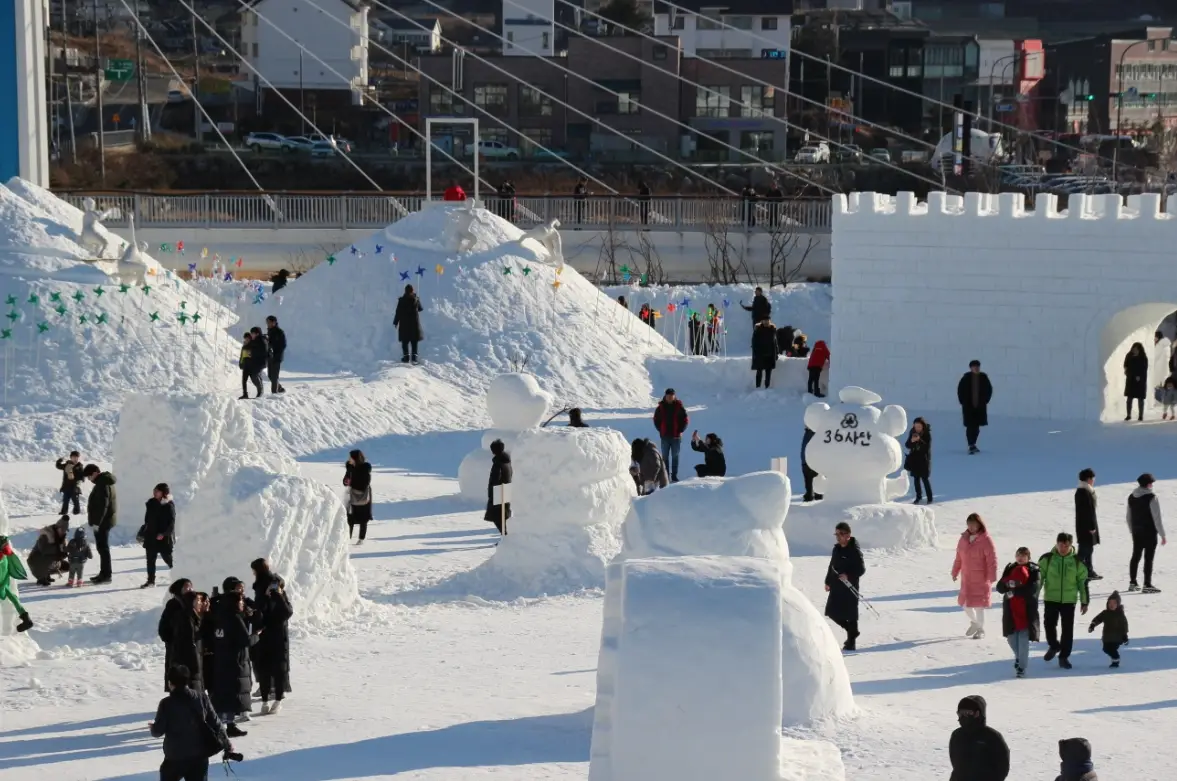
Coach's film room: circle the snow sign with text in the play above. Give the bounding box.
[803,386,908,505]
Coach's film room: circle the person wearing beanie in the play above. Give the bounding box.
[1088,591,1129,668]
[1038,532,1089,670]
[1126,473,1166,593]
[66,527,92,587]
[949,694,1010,781]
[1055,738,1098,781]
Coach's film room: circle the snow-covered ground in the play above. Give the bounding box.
[1,187,1175,781]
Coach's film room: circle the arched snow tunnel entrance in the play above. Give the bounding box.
[1099,304,1177,423]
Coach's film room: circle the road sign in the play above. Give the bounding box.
[111,113,121,128]
[995,103,1015,113]
[105,59,134,82]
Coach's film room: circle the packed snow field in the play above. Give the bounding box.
[0,182,1173,780]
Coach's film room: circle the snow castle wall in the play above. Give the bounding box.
[832,191,1177,421]
[113,394,358,617]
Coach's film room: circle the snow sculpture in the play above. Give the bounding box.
[79,196,117,258]
[0,481,39,665]
[518,218,565,269]
[789,386,936,554]
[449,426,634,598]
[457,372,553,501]
[803,385,908,505]
[113,215,150,284]
[451,201,482,253]
[590,471,854,777]
[114,393,358,616]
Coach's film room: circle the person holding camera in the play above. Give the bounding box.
[150,664,240,781]
[54,451,83,515]
[251,558,293,715]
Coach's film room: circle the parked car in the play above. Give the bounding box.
[166,88,188,103]
[473,140,521,160]
[868,148,892,164]
[836,144,863,163]
[795,143,830,164]
[533,147,571,160]
[305,133,352,153]
[309,140,337,158]
[281,135,315,153]
[245,132,287,153]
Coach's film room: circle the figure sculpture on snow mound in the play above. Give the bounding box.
[450,201,485,254]
[790,386,937,554]
[0,538,32,633]
[589,471,854,781]
[517,219,564,269]
[113,215,150,284]
[457,373,553,501]
[79,197,117,259]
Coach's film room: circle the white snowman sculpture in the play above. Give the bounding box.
[803,385,908,506]
[79,197,117,259]
[457,373,553,502]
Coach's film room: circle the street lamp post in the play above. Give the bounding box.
[988,52,1020,128]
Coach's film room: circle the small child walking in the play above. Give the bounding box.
[1161,377,1177,421]
[66,527,92,587]
[1088,590,1129,668]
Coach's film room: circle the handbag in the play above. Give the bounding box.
[349,486,371,507]
[188,693,226,758]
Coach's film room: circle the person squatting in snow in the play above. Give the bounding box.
[689,430,726,478]
[630,438,668,496]
[343,450,373,544]
[825,522,866,651]
[952,513,997,640]
[26,515,69,586]
[55,450,83,515]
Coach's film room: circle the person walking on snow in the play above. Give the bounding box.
[238,332,264,399]
[66,527,92,587]
[1054,738,1099,781]
[485,439,512,535]
[141,483,176,589]
[0,536,33,632]
[689,431,726,477]
[653,388,688,483]
[159,579,194,691]
[343,450,372,544]
[957,360,993,454]
[1127,473,1165,593]
[807,339,830,397]
[824,522,865,651]
[150,664,232,781]
[393,284,423,364]
[949,695,1010,781]
[83,464,117,584]
[739,286,771,325]
[952,513,998,639]
[905,417,933,504]
[996,546,1040,678]
[55,451,83,515]
[1087,591,1129,668]
[1123,341,1149,422]
[1075,468,1101,580]
[265,315,287,394]
[1039,532,1089,670]
[751,318,778,388]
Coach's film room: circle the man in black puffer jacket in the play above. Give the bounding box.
[949,694,1010,781]
[1055,737,1098,781]
[83,464,117,584]
[150,665,230,781]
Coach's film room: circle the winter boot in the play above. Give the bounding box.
[234,713,252,724]
[140,580,155,589]
[239,394,249,400]
[15,611,32,633]
[965,623,980,638]
[1014,665,1025,679]
[1059,657,1073,670]
[268,700,282,715]
[226,724,248,738]
[1129,582,1141,592]
[1044,647,1058,662]
[260,701,271,715]
[1110,659,1121,668]
[972,630,985,640]
[912,496,922,505]
[968,445,979,454]
[66,578,75,587]
[1088,573,1104,581]
[1143,584,1162,594]
[401,354,410,363]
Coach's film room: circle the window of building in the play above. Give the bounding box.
[695,85,731,117]
[653,44,668,60]
[696,15,722,30]
[429,89,464,115]
[480,128,510,145]
[542,31,550,49]
[519,85,552,116]
[696,48,753,58]
[521,127,553,155]
[888,47,906,78]
[923,45,963,78]
[506,31,514,49]
[1148,40,1157,52]
[761,16,778,30]
[740,131,773,152]
[474,84,509,115]
[726,15,753,29]
[618,91,640,114]
[672,15,685,29]
[740,85,775,117]
[978,2,1004,18]
[251,42,258,58]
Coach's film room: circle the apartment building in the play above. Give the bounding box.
[651,0,793,59]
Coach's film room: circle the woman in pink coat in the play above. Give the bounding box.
[951,512,998,639]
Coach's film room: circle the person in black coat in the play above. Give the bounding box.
[150,665,231,781]
[689,431,726,477]
[1055,737,1098,781]
[751,318,778,388]
[739,286,771,325]
[343,450,373,543]
[265,315,287,394]
[956,360,993,454]
[55,451,83,515]
[270,268,290,293]
[141,483,176,589]
[949,694,1010,781]
[567,408,588,427]
[169,591,205,692]
[1123,341,1149,421]
[211,584,260,725]
[904,417,933,504]
[393,284,424,363]
[1075,468,1101,580]
[238,332,266,399]
[776,325,795,356]
[83,464,117,583]
[250,558,293,714]
[485,439,512,535]
[824,523,865,650]
[159,579,193,691]
[801,427,822,502]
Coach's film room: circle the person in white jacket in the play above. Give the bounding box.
[1127,473,1166,593]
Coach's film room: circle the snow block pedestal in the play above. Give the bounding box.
[456,372,552,502]
[113,393,358,618]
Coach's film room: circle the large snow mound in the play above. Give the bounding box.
[113,393,358,618]
[0,179,236,459]
[251,204,679,408]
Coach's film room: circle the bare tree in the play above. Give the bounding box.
[630,230,666,286]
[702,208,751,284]
[592,211,627,284]
[765,216,819,287]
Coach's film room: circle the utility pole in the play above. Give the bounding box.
[135,12,148,143]
[191,8,201,140]
[93,0,106,184]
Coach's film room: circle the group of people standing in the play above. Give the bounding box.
[238,316,287,400]
[1122,332,1177,422]
[740,287,824,392]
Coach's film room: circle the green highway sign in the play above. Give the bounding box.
[105,59,135,81]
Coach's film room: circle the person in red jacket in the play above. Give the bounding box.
[443,182,467,202]
[807,339,830,397]
[652,388,689,483]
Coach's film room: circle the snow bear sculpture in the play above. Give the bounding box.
[589,471,855,773]
[518,219,564,269]
[457,373,554,501]
[79,197,117,259]
[803,386,908,506]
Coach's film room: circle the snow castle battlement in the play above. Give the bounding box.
[832,191,1177,422]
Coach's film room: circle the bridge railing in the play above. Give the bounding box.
[54,192,832,232]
